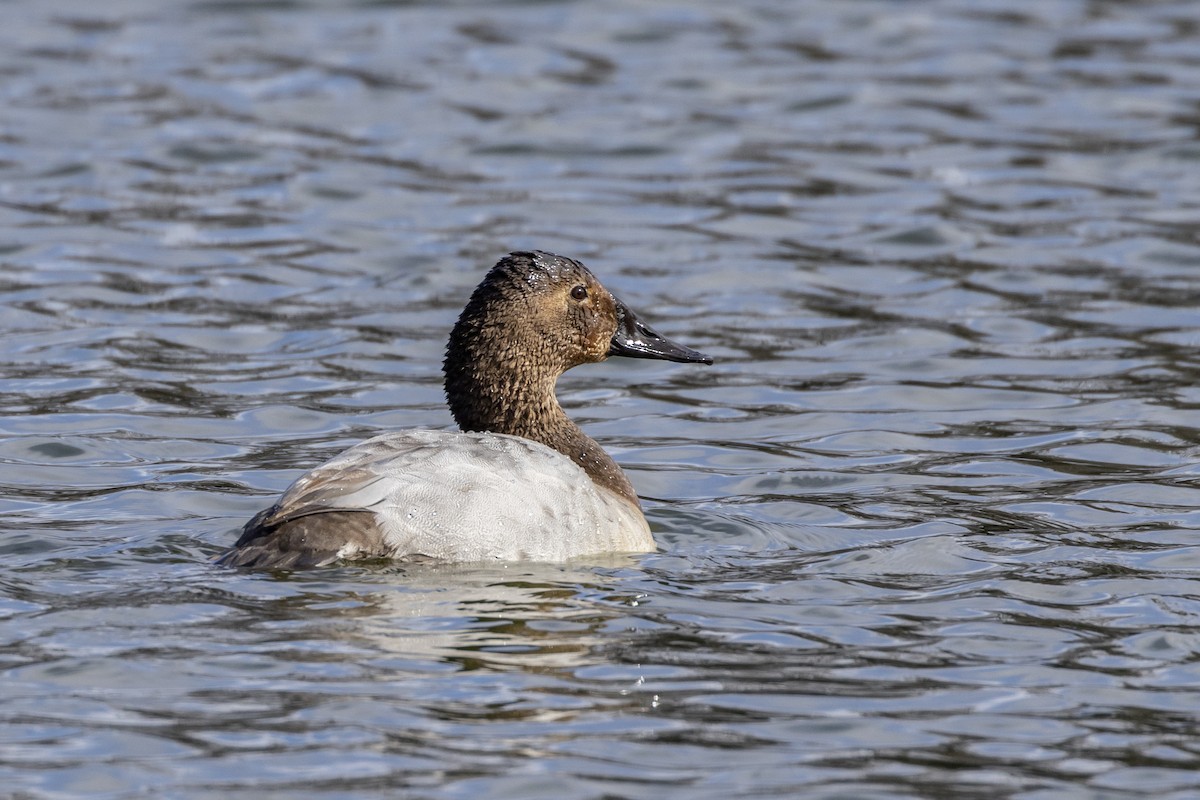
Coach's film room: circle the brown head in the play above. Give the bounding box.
[443,251,711,503]
[448,251,622,381]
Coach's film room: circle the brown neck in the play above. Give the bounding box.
[443,357,640,508]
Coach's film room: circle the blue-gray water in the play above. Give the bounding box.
[3,1,1200,797]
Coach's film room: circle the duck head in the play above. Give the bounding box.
[444,251,711,433]
[448,250,710,370]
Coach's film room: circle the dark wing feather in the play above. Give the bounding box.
[216,463,395,569]
[215,507,387,569]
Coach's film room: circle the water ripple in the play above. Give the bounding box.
[1,0,1200,797]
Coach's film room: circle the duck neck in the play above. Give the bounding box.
[443,357,640,508]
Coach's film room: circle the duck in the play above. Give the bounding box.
[216,250,712,569]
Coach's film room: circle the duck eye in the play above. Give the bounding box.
[570,285,588,301]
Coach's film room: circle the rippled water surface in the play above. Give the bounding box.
[4,0,1200,797]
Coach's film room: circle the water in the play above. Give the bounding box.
[3,0,1200,796]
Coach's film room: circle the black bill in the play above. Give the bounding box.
[608,297,713,365]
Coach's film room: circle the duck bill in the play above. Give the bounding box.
[608,298,713,364]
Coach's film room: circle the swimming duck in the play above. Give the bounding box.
[217,250,711,569]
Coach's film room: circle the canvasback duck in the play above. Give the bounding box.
[217,250,711,569]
